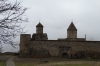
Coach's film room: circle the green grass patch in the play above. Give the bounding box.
[0,61,6,66]
[15,62,37,66]
[15,61,96,66]
[53,64,93,66]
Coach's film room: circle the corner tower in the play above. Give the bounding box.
[36,22,43,34]
[20,34,31,56]
[67,21,77,38]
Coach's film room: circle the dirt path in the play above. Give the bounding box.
[6,56,15,66]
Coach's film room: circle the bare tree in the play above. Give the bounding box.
[0,0,28,50]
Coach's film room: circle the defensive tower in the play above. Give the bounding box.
[20,34,31,56]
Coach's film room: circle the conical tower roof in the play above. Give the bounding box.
[67,22,77,31]
[36,22,43,27]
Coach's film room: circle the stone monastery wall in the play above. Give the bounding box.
[30,40,100,58]
[20,22,100,58]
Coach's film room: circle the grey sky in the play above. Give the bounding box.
[22,0,100,40]
[3,0,100,52]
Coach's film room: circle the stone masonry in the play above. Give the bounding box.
[20,22,100,58]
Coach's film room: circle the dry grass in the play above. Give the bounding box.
[14,57,100,66]
[15,61,99,66]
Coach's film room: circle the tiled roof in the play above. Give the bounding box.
[36,22,43,27]
[67,22,77,31]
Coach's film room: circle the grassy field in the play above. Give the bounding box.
[0,55,11,66]
[14,57,100,66]
[0,61,6,66]
[15,61,98,66]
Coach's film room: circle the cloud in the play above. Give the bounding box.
[4,0,100,52]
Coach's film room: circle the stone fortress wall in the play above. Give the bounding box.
[30,40,100,58]
[20,22,100,58]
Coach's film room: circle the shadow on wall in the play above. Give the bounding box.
[70,51,100,59]
[30,48,51,58]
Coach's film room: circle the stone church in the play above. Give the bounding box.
[20,22,100,58]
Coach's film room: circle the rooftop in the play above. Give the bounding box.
[67,22,77,31]
[36,22,43,27]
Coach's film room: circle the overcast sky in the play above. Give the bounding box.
[3,0,100,52]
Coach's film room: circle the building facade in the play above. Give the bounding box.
[20,22,100,58]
